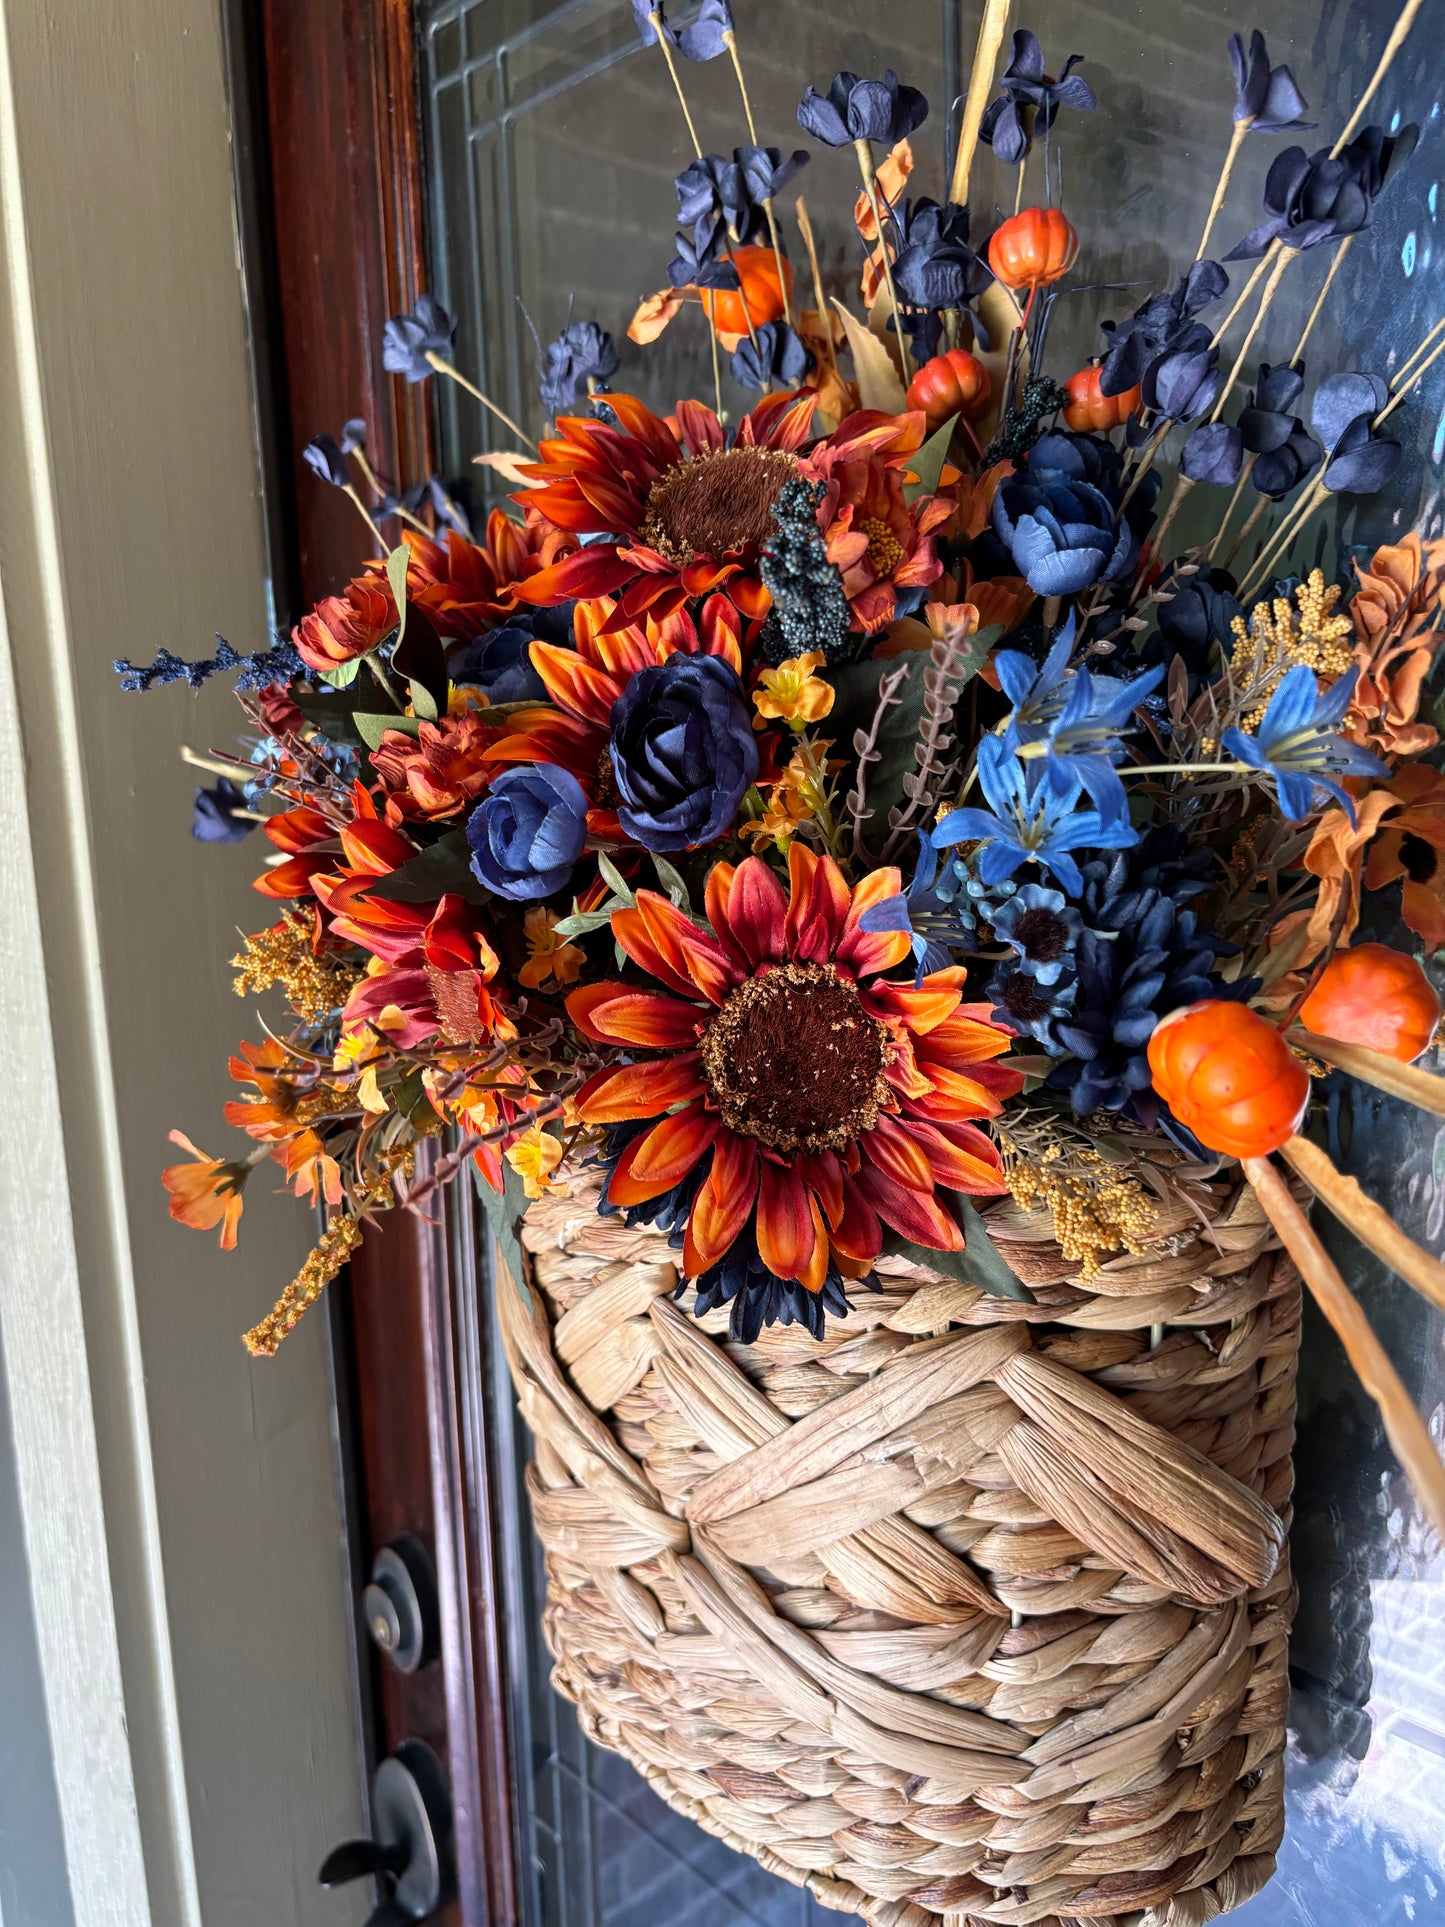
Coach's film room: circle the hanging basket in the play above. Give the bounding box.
[496,1159,1300,1926]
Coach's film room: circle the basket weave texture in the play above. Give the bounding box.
[497,1160,1300,1926]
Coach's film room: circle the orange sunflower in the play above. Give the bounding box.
[510,390,819,630]
[397,506,579,640]
[566,847,1019,1325]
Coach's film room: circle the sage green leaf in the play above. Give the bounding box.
[597,852,635,904]
[367,829,488,904]
[385,545,410,646]
[409,678,439,723]
[880,1190,1033,1302]
[354,710,421,751]
[471,1158,532,1308]
[651,855,692,912]
[318,659,360,689]
[904,414,958,505]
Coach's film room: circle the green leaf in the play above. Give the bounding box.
[881,1190,1034,1302]
[367,829,488,904]
[651,854,692,912]
[471,1157,532,1309]
[551,910,614,939]
[318,659,360,689]
[904,414,958,505]
[354,710,421,751]
[392,603,450,718]
[390,1069,442,1133]
[385,545,410,647]
[596,853,635,904]
[409,677,439,723]
[825,655,930,838]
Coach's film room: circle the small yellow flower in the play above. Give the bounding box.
[752,651,835,730]
[518,905,586,990]
[740,746,830,852]
[505,1124,565,1201]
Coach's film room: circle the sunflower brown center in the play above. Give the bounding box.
[639,446,798,565]
[699,961,890,1154]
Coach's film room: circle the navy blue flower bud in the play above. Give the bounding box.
[382,295,457,383]
[1180,421,1244,486]
[1227,124,1418,259]
[797,69,928,148]
[609,654,758,852]
[538,320,619,413]
[1143,340,1222,420]
[466,764,588,900]
[302,435,351,489]
[192,777,255,844]
[1311,371,1401,495]
[980,31,1095,166]
[730,323,812,391]
[1228,30,1311,133]
[676,0,733,62]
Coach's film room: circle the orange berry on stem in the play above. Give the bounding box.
[1298,943,1441,1064]
[1147,1000,1309,1159]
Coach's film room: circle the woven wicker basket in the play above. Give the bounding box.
[496,1159,1300,1926]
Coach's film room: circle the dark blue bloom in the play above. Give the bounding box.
[427,474,472,537]
[1228,30,1311,133]
[1240,362,1322,498]
[302,434,351,489]
[932,732,1138,898]
[466,763,588,900]
[1222,664,1387,822]
[538,320,618,413]
[736,143,810,207]
[629,0,671,46]
[667,228,740,290]
[797,69,928,148]
[1143,340,1222,421]
[676,0,733,60]
[992,470,1135,596]
[114,636,306,695]
[979,30,1095,165]
[448,621,549,704]
[1142,563,1241,679]
[731,323,812,391]
[1180,420,1244,486]
[1034,660,1165,826]
[609,653,758,852]
[989,882,1080,985]
[1098,260,1228,399]
[382,294,457,382]
[378,479,429,524]
[192,777,254,844]
[676,152,766,259]
[1227,124,1418,259]
[891,199,990,312]
[989,957,1078,1052]
[1310,370,1400,495]
[340,417,367,453]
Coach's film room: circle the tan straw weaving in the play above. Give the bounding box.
[497,1158,1300,1925]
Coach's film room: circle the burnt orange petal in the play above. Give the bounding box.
[862,1111,934,1191]
[726,856,788,965]
[852,1161,964,1252]
[838,866,911,976]
[861,980,962,1036]
[634,890,737,1004]
[683,1131,758,1275]
[831,1178,883,1267]
[785,844,851,962]
[529,640,623,724]
[512,546,639,606]
[756,1160,816,1282]
[566,982,702,1047]
[906,1063,1009,1121]
[920,1009,1018,1066]
[796,1150,844,1229]
[253,854,329,900]
[899,1118,1008,1195]
[610,1103,720,1205]
[612,903,706,999]
[798,1195,830,1295]
[704,861,753,974]
[575,1052,705,1125]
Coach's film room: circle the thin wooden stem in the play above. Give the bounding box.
[1292,236,1352,363]
[1281,1135,1445,1316]
[1239,477,1324,598]
[1389,316,1445,397]
[1143,474,1194,575]
[1206,459,1255,563]
[708,319,724,419]
[1208,248,1292,423]
[1207,245,1279,351]
[1223,487,1270,570]
[855,142,909,380]
[795,196,841,390]
[723,30,794,331]
[1377,328,1445,426]
[343,484,387,550]
[425,354,535,451]
[1012,154,1027,217]
[1330,0,1426,156]
[1116,420,1171,522]
[1197,118,1253,262]
[1242,1153,1445,1538]
[180,745,251,779]
[650,11,702,157]
[949,0,1012,208]
[1290,1028,1445,1116]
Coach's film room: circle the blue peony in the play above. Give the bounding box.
[466,764,588,900]
[609,653,757,852]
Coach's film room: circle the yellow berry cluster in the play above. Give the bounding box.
[1228,568,1356,732]
[232,911,363,1025]
[1001,1137,1158,1282]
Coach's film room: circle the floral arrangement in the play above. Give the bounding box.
[130,0,1445,1524]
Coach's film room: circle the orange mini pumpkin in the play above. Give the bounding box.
[1147,1000,1309,1159]
[987,208,1079,292]
[1062,364,1142,433]
[905,349,992,427]
[1298,942,1441,1063]
[699,246,793,339]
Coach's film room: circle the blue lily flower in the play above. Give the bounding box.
[994,614,1076,738]
[1034,660,1164,826]
[1221,664,1387,823]
[932,732,1138,897]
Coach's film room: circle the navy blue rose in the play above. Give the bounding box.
[448,622,549,704]
[466,764,588,900]
[609,654,757,852]
[992,466,1135,597]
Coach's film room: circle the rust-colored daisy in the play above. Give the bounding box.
[510,390,820,630]
[566,847,1020,1312]
[398,506,579,640]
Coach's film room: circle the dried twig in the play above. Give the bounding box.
[1281,1134,1445,1315]
[882,627,980,862]
[847,662,909,864]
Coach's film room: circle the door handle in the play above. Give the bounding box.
[320,1740,453,1921]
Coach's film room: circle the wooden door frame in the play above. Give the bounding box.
[251,1,519,1919]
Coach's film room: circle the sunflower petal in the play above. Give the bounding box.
[853,1160,965,1251]
[612,903,707,999]
[785,844,851,962]
[756,1159,815,1281]
[727,857,788,966]
[898,1117,1009,1195]
[529,640,623,724]
[839,866,911,976]
[683,1131,758,1275]
[796,1149,844,1229]
[613,1103,719,1202]
[798,1194,830,1295]
[919,1008,1018,1067]
[634,890,737,1004]
[512,545,639,605]
[575,1052,705,1125]
[832,1177,883,1267]
[862,1111,935,1190]
[861,980,962,1035]
[566,982,702,1048]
